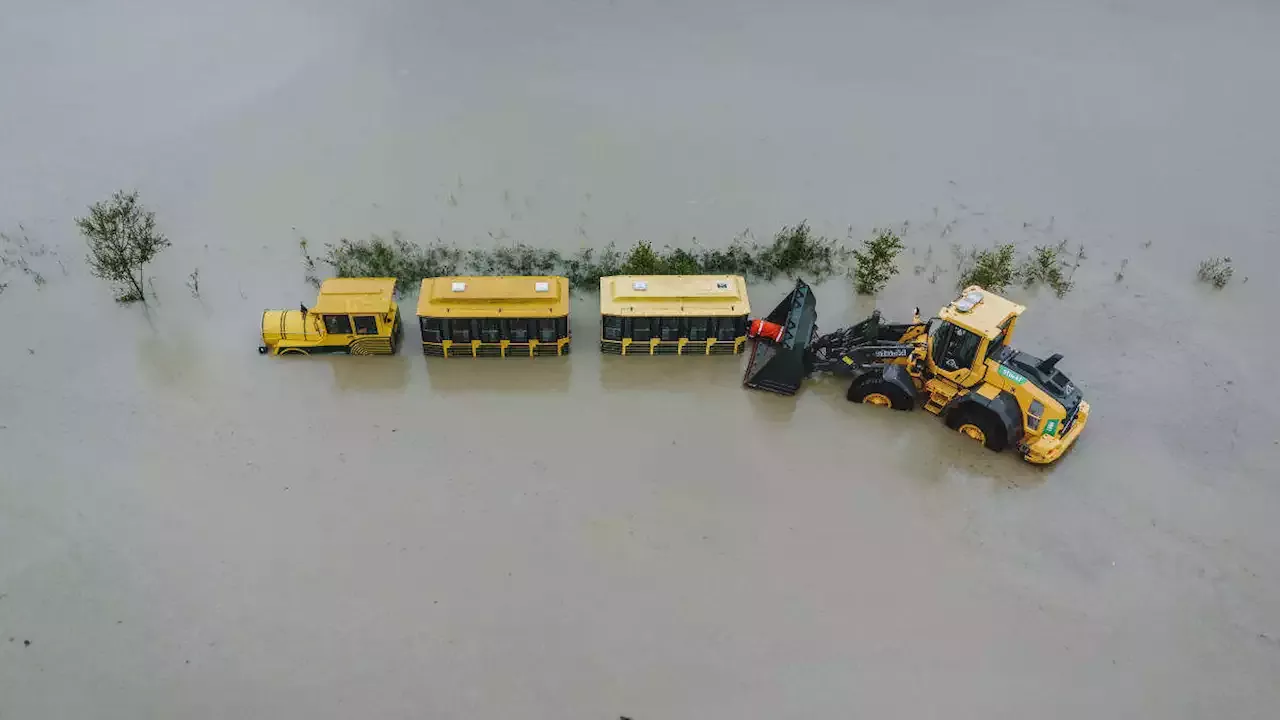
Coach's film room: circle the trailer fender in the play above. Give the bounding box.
[947,391,1022,448]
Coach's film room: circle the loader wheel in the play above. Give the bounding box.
[948,409,1006,452]
[847,378,912,410]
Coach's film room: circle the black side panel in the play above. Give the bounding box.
[951,391,1022,447]
[880,365,921,407]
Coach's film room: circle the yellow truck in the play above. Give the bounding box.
[260,278,402,356]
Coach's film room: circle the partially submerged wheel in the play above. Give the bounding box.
[847,377,912,410]
[279,348,309,356]
[947,408,1006,452]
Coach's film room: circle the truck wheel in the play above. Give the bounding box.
[847,377,912,410]
[947,408,1006,452]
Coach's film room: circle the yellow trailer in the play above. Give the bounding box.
[416,276,570,357]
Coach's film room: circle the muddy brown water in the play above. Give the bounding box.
[3,0,1279,717]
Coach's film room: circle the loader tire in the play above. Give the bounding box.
[947,408,1007,452]
[847,377,912,410]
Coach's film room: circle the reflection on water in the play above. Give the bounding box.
[327,355,410,393]
[424,355,571,394]
[596,353,743,393]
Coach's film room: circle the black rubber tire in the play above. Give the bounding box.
[947,407,1007,452]
[847,377,913,410]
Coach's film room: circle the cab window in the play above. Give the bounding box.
[687,317,709,342]
[630,317,652,342]
[324,315,352,334]
[658,317,681,341]
[449,319,472,343]
[937,322,982,372]
[353,315,378,335]
[420,317,442,343]
[985,320,1010,362]
[603,315,622,341]
[714,317,738,341]
[507,318,531,342]
[480,319,501,343]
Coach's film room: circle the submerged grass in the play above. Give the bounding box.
[956,244,1017,292]
[313,223,1093,299]
[1019,242,1075,297]
[313,221,848,294]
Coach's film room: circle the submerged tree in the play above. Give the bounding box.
[76,190,171,303]
[850,228,904,294]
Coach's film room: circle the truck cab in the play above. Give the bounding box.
[260,277,402,356]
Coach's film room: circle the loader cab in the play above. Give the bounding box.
[928,288,1024,385]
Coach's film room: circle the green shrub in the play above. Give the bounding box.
[1197,256,1233,288]
[694,234,758,276]
[660,247,702,275]
[1019,244,1074,297]
[310,219,850,292]
[619,241,667,274]
[562,244,622,288]
[471,243,562,276]
[322,232,462,294]
[849,228,904,294]
[754,221,841,281]
[957,244,1017,292]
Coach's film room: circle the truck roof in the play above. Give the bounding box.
[939,286,1025,339]
[311,277,397,314]
[599,275,750,317]
[416,276,569,318]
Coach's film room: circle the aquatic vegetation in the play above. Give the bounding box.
[850,228,904,295]
[315,222,1086,300]
[1019,243,1074,297]
[1197,256,1233,288]
[956,244,1017,293]
[315,220,848,293]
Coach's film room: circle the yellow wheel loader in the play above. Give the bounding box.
[743,280,1089,464]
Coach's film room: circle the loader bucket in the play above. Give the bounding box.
[742,279,819,395]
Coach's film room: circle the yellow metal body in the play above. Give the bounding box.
[260,278,402,356]
[871,286,1087,464]
[599,274,750,355]
[416,276,570,357]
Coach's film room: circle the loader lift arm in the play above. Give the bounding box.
[743,279,925,394]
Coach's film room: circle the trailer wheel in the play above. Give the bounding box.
[847,377,912,410]
[947,408,1007,452]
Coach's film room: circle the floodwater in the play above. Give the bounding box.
[2,0,1279,717]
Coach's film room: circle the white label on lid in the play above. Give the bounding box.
[451,282,466,292]
[716,281,729,289]
[535,282,549,292]
[633,281,648,291]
